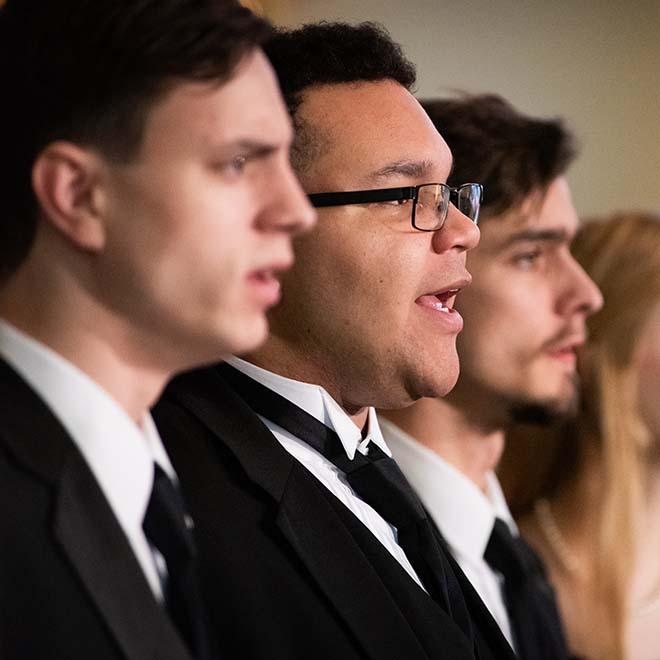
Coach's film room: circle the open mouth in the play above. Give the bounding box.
[545,334,586,364]
[247,261,291,307]
[416,288,460,313]
[249,268,278,284]
[547,345,579,362]
[248,255,294,285]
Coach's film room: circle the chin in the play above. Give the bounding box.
[508,390,579,426]
[216,313,269,357]
[411,360,460,400]
[435,351,461,396]
[506,369,580,422]
[436,373,460,398]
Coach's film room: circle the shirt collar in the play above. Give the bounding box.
[0,319,174,539]
[227,356,391,460]
[381,418,516,561]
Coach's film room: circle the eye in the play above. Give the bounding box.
[227,155,247,174]
[215,154,248,178]
[512,249,542,269]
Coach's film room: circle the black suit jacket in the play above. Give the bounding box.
[154,365,517,660]
[0,358,193,660]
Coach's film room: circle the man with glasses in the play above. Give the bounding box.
[381,94,603,660]
[155,22,516,660]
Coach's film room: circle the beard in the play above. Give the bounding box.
[445,362,582,431]
[507,370,580,426]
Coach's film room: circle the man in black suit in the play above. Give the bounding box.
[155,22,516,660]
[381,95,602,659]
[0,1,314,658]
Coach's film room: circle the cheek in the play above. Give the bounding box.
[462,276,554,337]
[111,181,252,311]
[299,224,404,305]
[457,286,512,345]
[164,210,255,315]
[280,227,418,360]
[457,290,547,382]
[344,240,419,335]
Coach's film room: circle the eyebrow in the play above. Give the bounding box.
[498,228,573,250]
[213,139,281,158]
[368,159,436,182]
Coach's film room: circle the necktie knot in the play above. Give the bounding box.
[144,464,196,567]
[484,518,529,588]
[343,445,427,531]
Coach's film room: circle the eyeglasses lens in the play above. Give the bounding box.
[456,185,481,224]
[415,184,449,231]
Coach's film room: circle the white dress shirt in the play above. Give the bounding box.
[227,356,424,589]
[0,319,176,600]
[381,418,517,647]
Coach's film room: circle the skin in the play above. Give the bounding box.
[384,177,603,488]
[0,49,316,421]
[249,80,480,428]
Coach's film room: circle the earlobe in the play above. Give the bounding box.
[31,141,107,252]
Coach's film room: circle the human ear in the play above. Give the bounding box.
[31,141,107,252]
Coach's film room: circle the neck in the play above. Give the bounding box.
[382,396,505,492]
[0,264,171,423]
[245,335,369,430]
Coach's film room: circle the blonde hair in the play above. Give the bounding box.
[501,211,660,659]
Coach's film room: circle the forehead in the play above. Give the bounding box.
[140,49,292,153]
[298,80,452,190]
[480,177,579,250]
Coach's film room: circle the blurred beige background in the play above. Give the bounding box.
[261,0,660,217]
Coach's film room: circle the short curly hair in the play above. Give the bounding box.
[421,94,576,219]
[265,22,416,174]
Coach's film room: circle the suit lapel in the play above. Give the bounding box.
[164,365,429,660]
[276,468,430,660]
[0,359,192,660]
[55,451,193,660]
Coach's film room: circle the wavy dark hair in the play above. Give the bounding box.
[421,94,576,219]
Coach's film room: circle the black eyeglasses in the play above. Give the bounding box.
[308,183,483,232]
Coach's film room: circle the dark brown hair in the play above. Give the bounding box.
[421,94,576,219]
[0,0,271,281]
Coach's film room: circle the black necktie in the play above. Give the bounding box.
[143,464,211,660]
[218,363,475,645]
[484,518,570,660]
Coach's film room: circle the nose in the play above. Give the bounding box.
[259,159,317,235]
[431,204,480,253]
[557,256,604,317]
